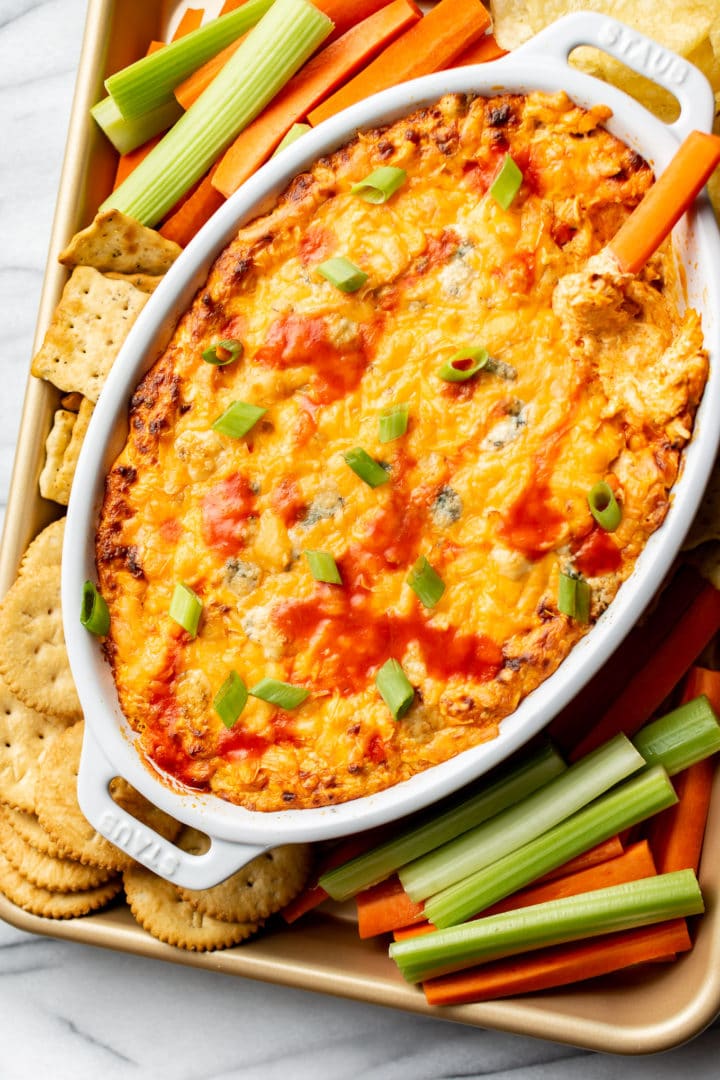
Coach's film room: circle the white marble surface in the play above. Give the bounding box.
[2,2,720,1076]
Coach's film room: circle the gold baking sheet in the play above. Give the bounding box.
[1,0,719,1054]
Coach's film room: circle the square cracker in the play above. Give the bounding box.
[31,266,150,402]
[39,398,94,506]
[58,209,181,275]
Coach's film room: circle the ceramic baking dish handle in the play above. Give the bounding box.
[77,724,269,889]
[513,12,715,140]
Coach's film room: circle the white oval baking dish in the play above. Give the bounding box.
[63,12,720,889]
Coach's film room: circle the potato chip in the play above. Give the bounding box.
[58,209,181,275]
[177,830,312,923]
[0,563,81,721]
[0,674,71,813]
[123,859,260,951]
[39,398,94,506]
[0,810,114,892]
[30,266,150,402]
[0,848,121,919]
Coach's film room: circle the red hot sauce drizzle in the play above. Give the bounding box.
[201,472,257,558]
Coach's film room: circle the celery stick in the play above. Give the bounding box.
[272,123,312,157]
[320,742,567,902]
[633,694,720,775]
[399,734,645,903]
[105,0,275,120]
[390,869,703,983]
[423,765,677,928]
[102,0,333,227]
[91,95,182,155]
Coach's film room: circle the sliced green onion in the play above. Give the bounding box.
[102,0,332,226]
[375,659,415,720]
[169,583,202,638]
[400,733,645,903]
[558,572,591,623]
[317,256,368,293]
[80,581,110,636]
[343,447,390,487]
[633,694,720,776]
[378,403,409,444]
[90,95,182,155]
[407,555,445,608]
[214,671,249,729]
[319,742,566,901]
[588,480,622,531]
[422,765,677,928]
[391,869,704,983]
[203,339,243,366]
[304,549,342,585]
[249,677,309,710]
[489,153,523,210]
[212,400,266,438]
[105,0,275,119]
[437,347,489,383]
[272,122,311,156]
[351,166,407,204]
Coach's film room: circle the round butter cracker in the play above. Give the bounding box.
[0,849,121,919]
[123,861,260,951]
[0,675,70,813]
[177,828,312,923]
[0,810,113,892]
[0,805,69,859]
[35,721,182,871]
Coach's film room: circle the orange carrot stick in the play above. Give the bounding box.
[532,835,624,884]
[608,130,720,274]
[308,0,491,126]
[159,166,225,246]
[569,579,720,761]
[645,666,719,874]
[451,32,507,66]
[281,830,389,923]
[175,37,248,109]
[172,8,204,39]
[356,874,425,938]
[422,919,691,1005]
[211,0,422,197]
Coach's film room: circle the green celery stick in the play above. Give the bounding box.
[105,0,275,119]
[91,95,182,155]
[633,694,720,775]
[390,869,703,983]
[102,0,333,226]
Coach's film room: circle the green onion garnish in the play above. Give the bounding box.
[407,555,445,608]
[343,447,390,487]
[213,671,249,729]
[588,480,622,532]
[489,153,523,209]
[272,122,311,156]
[212,400,266,438]
[375,659,415,720]
[304,550,342,585]
[249,678,309,710]
[169,583,202,638]
[558,572,591,623]
[350,166,407,204]
[378,403,409,444]
[203,339,243,366]
[317,256,368,293]
[80,581,110,636]
[437,347,489,382]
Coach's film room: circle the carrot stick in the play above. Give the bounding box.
[174,37,248,109]
[422,919,691,1005]
[608,130,720,274]
[394,841,654,941]
[158,166,225,246]
[172,8,204,39]
[645,667,719,874]
[532,835,624,884]
[547,565,708,753]
[356,874,425,938]
[211,0,422,197]
[451,32,508,66]
[281,830,388,923]
[308,0,491,126]
[569,578,720,761]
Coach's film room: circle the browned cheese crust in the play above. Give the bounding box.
[97,92,708,810]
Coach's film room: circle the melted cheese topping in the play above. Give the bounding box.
[97,92,708,811]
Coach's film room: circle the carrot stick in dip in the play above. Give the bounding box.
[608,130,720,274]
